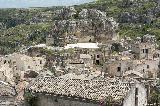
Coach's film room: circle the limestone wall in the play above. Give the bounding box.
[123,83,147,106]
[0,96,15,106]
[36,95,98,106]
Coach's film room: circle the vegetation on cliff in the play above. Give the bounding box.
[1,0,160,53]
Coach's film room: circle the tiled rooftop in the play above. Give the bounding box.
[28,76,132,102]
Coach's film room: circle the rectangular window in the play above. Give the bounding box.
[135,88,138,95]
[128,67,131,70]
[28,66,31,69]
[145,49,148,53]
[143,69,145,72]
[147,65,149,69]
[143,49,145,53]
[117,67,121,72]
[135,88,138,106]
[40,60,42,64]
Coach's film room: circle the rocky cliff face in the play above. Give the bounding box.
[49,7,118,46]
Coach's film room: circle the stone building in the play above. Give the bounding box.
[0,64,14,84]
[50,42,111,76]
[103,57,160,79]
[0,53,46,80]
[102,35,159,79]
[64,43,105,65]
[103,58,133,78]
[28,76,147,106]
[131,35,156,60]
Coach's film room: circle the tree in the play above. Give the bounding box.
[24,91,38,106]
[105,96,113,106]
[149,86,160,106]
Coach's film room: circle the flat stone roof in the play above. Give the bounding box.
[64,43,99,49]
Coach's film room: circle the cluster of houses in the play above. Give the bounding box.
[27,8,160,106]
[0,7,160,106]
[29,34,158,106]
[0,53,46,105]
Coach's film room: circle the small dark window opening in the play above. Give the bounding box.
[143,49,145,53]
[135,88,138,95]
[28,66,31,69]
[135,88,138,106]
[55,99,58,102]
[8,60,11,64]
[4,60,7,64]
[141,38,143,42]
[147,65,149,69]
[40,60,42,64]
[128,67,131,70]
[117,67,121,72]
[143,69,145,72]
[96,60,100,65]
[145,49,148,53]
[84,50,87,54]
[97,55,100,58]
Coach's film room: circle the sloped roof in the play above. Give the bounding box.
[28,76,132,102]
[124,70,144,78]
